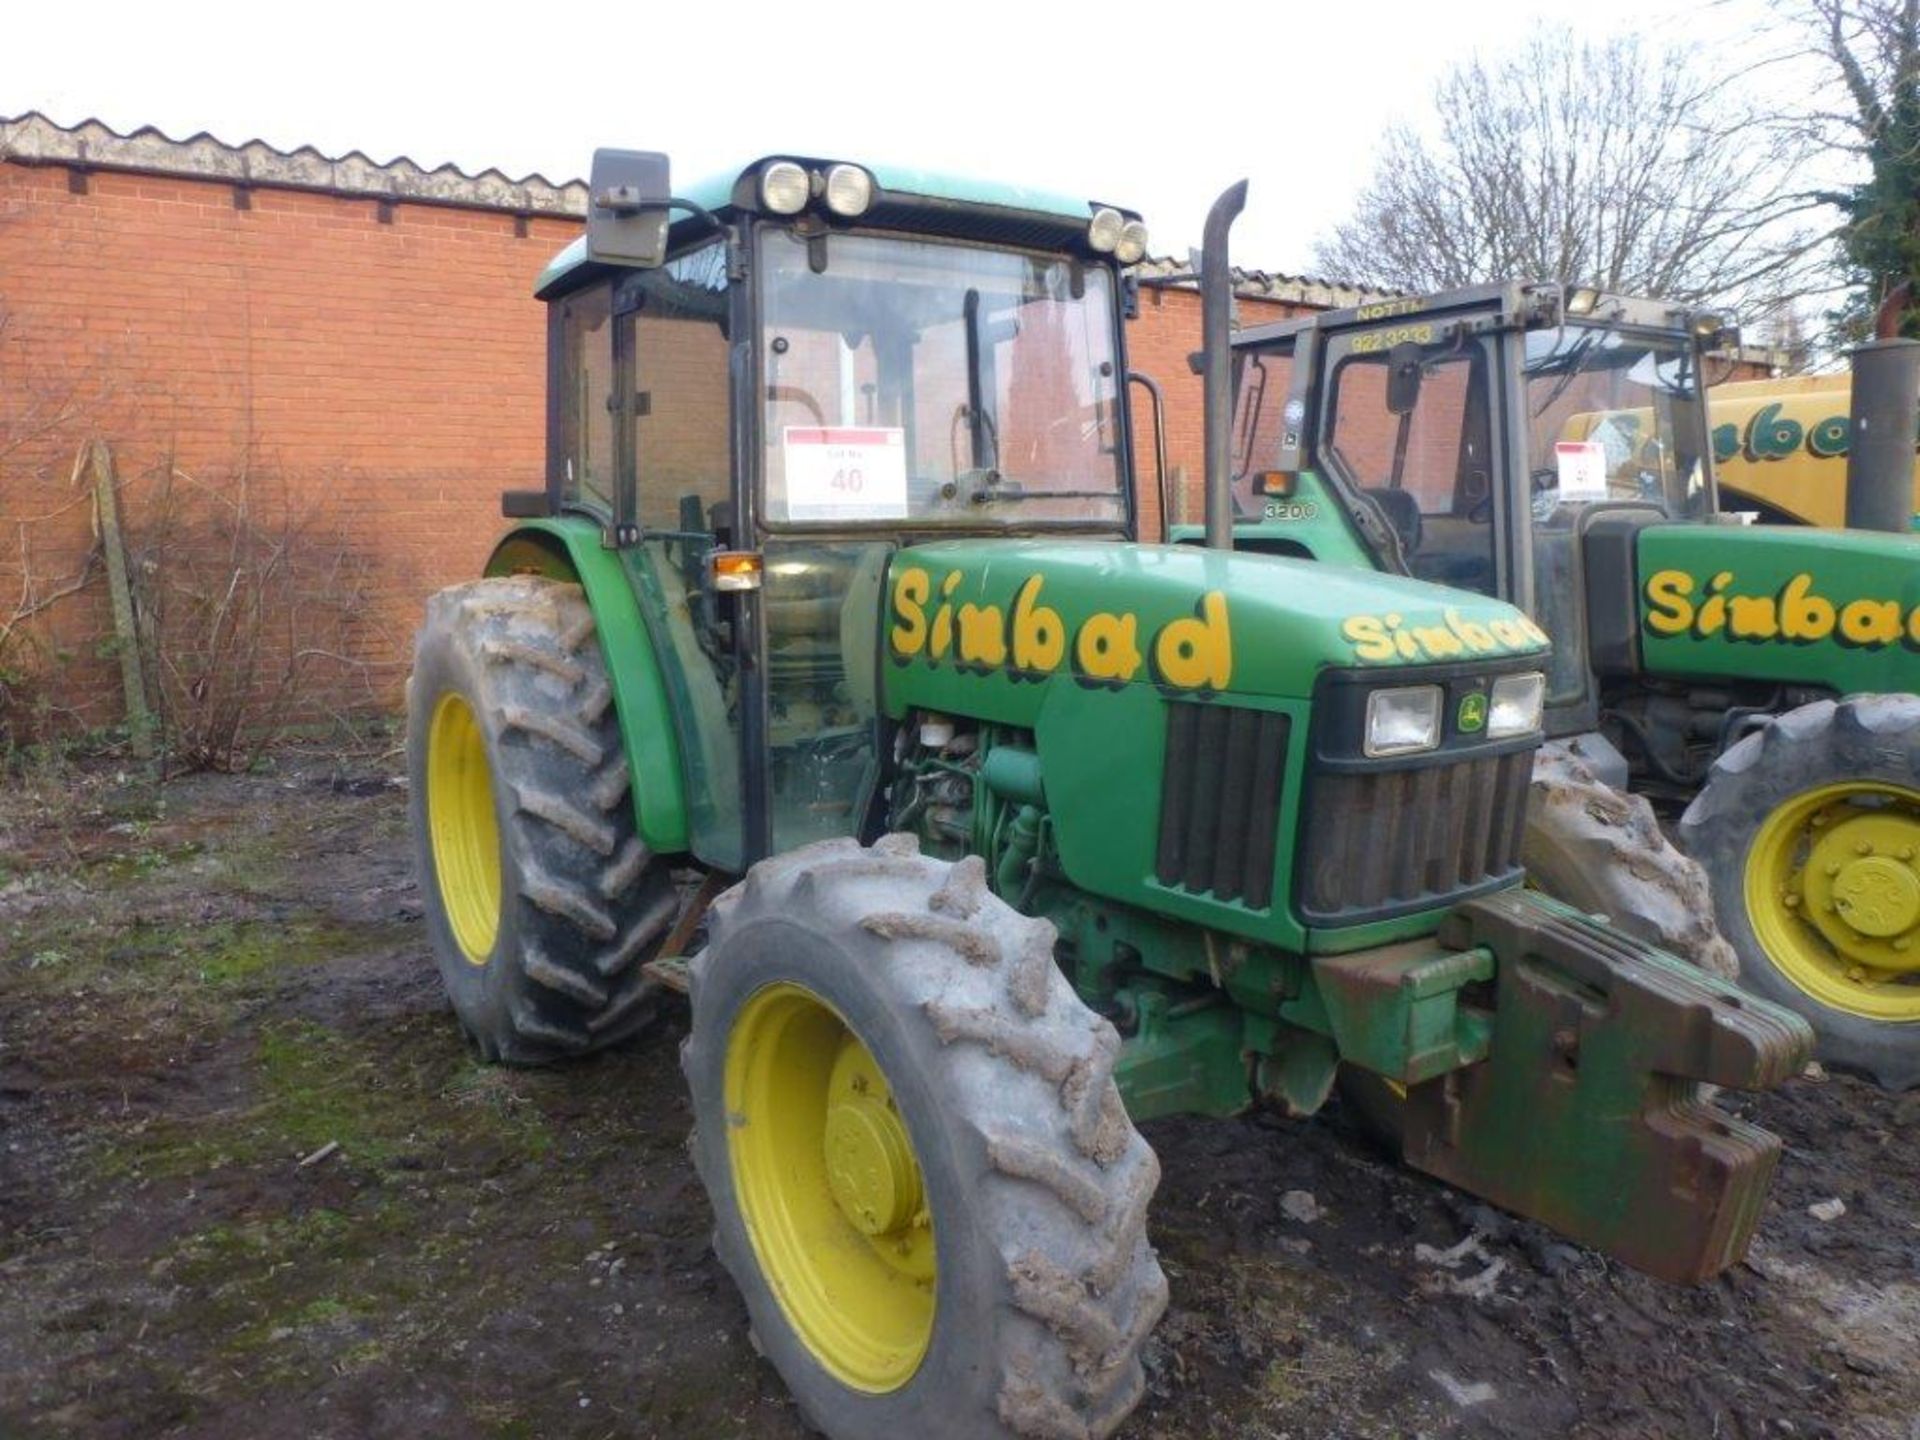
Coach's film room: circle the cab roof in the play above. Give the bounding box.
[535,154,1134,299]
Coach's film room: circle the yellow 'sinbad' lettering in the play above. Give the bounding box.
[1727,594,1779,640]
[1075,611,1142,685]
[1643,565,1918,652]
[1011,575,1066,675]
[928,569,963,660]
[1779,573,1836,641]
[955,602,1007,667]
[1693,571,1736,637]
[1342,615,1396,662]
[1154,592,1233,691]
[1342,606,1545,663]
[1445,608,1500,654]
[1839,598,1903,647]
[891,567,931,656]
[1643,570,1696,635]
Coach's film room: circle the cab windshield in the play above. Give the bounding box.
[758,228,1127,527]
[1523,327,1715,520]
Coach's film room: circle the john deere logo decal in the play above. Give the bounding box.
[1458,693,1488,733]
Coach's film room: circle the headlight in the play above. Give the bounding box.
[823,164,873,217]
[1088,207,1124,253]
[1365,685,1443,757]
[1487,672,1546,738]
[1115,219,1149,265]
[760,161,810,215]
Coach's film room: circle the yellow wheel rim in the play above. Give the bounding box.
[1745,780,1920,1021]
[725,983,936,1393]
[426,692,502,965]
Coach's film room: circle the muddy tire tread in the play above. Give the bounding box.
[1678,694,1920,1090]
[1525,741,1738,978]
[683,840,1165,1440]
[409,575,676,1064]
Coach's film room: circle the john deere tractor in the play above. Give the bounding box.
[1219,279,1920,1088]
[408,155,1810,1440]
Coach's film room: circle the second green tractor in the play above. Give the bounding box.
[1217,279,1920,1090]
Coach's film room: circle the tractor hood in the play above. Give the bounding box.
[881,540,1549,725]
[1631,523,1920,694]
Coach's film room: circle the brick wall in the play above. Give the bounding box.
[1124,284,1307,538]
[0,149,1763,742]
[0,160,577,735]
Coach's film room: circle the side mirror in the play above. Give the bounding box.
[587,148,673,269]
[1385,342,1424,417]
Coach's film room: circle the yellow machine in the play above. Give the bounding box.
[1707,376,1919,527]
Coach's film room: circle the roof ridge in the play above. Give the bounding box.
[0,110,588,216]
[1130,255,1397,307]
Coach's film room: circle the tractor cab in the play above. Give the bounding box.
[1221,283,1731,735]
[502,152,1149,871]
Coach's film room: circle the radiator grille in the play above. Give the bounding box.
[1296,749,1531,922]
[1155,704,1290,909]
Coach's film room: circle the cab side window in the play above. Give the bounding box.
[622,244,732,536]
[553,284,616,512]
[1325,346,1497,596]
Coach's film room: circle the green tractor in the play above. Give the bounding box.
[408,154,1810,1440]
[1218,278,1920,1088]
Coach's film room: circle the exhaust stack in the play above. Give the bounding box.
[1199,180,1249,551]
[1845,337,1920,534]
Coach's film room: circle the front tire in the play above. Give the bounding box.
[1680,695,1920,1090]
[407,575,678,1064]
[684,836,1166,1440]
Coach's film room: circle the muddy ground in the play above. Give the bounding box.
[1,750,1916,1440]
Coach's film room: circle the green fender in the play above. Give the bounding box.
[485,518,690,855]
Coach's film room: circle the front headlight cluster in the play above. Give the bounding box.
[1088,206,1149,264]
[1364,685,1442,757]
[1486,671,1546,739]
[1363,672,1544,757]
[758,162,875,218]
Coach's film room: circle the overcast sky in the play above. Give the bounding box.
[5,0,1779,278]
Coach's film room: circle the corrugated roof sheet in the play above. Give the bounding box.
[1129,257,1398,309]
[0,110,588,216]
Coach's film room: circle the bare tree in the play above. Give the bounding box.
[1314,29,1831,311]
[1779,0,1920,337]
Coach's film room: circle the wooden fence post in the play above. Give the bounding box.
[88,440,154,763]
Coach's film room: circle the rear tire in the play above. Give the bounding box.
[1680,696,1920,1091]
[407,575,677,1064]
[684,835,1165,1440]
